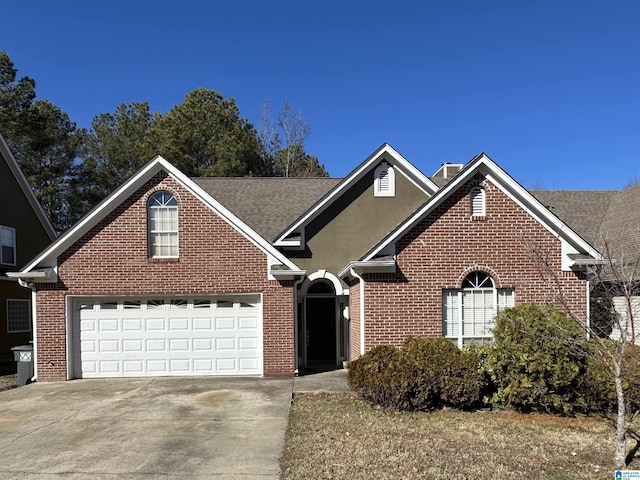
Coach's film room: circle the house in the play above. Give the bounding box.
[11,144,606,381]
[0,133,57,362]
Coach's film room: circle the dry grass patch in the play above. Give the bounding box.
[281,393,635,480]
[0,374,17,390]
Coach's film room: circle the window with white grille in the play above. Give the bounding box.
[443,271,513,347]
[470,187,485,216]
[148,191,178,257]
[374,162,395,197]
[7,299,31,333]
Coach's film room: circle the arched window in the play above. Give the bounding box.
[442,271,514,347]
[374,161,395,197]
[148,191,178,258]
[470,186,485,216]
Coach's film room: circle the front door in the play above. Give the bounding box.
[305,297,336,367]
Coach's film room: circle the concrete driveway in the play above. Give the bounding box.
[0,376,293,479]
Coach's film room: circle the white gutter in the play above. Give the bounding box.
[7,268,57,283]
[337,260,396,278]
[585,279,591,339]
[17,279,37,382]
[269,269,307,280]
[350,268,366,356]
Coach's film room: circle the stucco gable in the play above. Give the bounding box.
[273,143,439,248]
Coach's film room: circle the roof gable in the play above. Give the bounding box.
[19,156,301,273]
[273,143,439,247]
[0,132,56,240]
[363,153,603,262]
[191,177,341,241]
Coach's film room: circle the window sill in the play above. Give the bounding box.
[470,215,487,221]
[148,257,180,264]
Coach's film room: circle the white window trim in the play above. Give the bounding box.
[443,275,514,348]
[7,298,31,333]
[470,186,486,217]
[374,162,395,197]
[148,192,179,258]
[0,225,16,266]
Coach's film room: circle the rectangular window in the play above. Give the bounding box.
[1,226,16,266]
[149,206,178,257]
[443,288,514,347]
[7,299,31,333]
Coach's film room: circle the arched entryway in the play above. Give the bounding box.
[296,272,348,373]
[305,281,337,368]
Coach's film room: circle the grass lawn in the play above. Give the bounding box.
[281,392,638,480]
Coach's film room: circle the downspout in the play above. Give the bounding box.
[585,278,591,339]
[350,268,366,356]
[293,276,305,375]
[18,279,37,382]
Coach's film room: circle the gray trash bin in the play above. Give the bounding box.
[11,344,34,386]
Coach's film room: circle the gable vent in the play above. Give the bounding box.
[470,187,485,216]
[374,161,395,197]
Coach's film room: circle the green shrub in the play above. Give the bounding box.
[584,341,640,414]
[486,303,589,415]
[394,337,482,411]
[348,337,483,411]
[347,345,401,408]
[463,343,498,405]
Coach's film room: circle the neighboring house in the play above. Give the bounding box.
[12,144,608,381]
[533,186,640,343]
[0,133,57,362]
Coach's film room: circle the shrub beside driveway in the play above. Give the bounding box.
[280,393,625,480]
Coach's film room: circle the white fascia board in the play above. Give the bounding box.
[0,133,57,240]
[20,157,169,273]
[364,153,603,262]
[21,156,301,273]
[166,161,302,271]
[273,143,438,246]
[482,164,603,260]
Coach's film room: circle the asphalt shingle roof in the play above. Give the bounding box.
[191,177,342,241]
[191,175,640,262]
[531,190,616,248]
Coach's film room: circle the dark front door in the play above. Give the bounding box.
[305,297,336,367]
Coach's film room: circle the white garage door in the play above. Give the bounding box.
[71,296,262,378]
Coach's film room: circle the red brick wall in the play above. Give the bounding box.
[35,173,294,381]
[360,174,587,351]
[348,280,361,361]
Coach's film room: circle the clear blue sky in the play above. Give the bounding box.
[2,0,639,189]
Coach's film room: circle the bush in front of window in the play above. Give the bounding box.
[347,337,483,411]
[486,303,589,415]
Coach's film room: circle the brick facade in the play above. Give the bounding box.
[34,173,294,381]
[352,175,587,354]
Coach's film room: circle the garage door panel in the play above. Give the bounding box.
[123,319,142,331]
[74,297,262,378]
[146,318,167,331]
[169,318,189,331]
[193,318,213,330]
[239,337,259,350]
[239,317,258,329]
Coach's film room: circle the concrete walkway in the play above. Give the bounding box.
[293,369,350,394]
